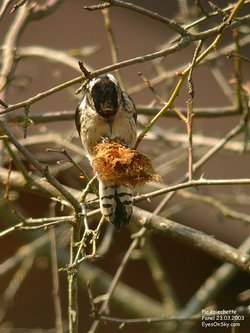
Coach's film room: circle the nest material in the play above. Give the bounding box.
[92,139,161,187]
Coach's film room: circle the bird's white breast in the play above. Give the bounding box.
[79,96,136,156]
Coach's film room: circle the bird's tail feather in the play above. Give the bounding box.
[99,181,133,229]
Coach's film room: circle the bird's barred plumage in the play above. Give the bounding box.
[75,74,137,229]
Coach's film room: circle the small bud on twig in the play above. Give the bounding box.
[78,61,91,77]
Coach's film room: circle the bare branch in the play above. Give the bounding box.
[133,207,250,273]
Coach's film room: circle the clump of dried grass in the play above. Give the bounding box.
[92,138,160,187]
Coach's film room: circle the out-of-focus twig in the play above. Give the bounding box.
[0,255,34,323]
[143,239,180,313]
[0,0,13,21]
[179,189,250,225]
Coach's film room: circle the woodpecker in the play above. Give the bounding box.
[75,73,137,229]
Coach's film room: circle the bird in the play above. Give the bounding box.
[75,73,137,230]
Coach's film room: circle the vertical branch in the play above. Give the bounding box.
[186,100,194,181]
[241,91,250,153]
[184,44,201,182]
[0,4,29,96]
[67,174,101,332]
[233,28,243,110]
[23,105,31,139]
[68,216,81,333]
[102,8,125,90]
[232,28,249,152]
[187,40,203,99]
[50,224,63,333]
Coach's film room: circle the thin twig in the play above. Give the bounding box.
[227,52,250,63]
[138,72,165,104]
[135,178,250,203]
[46,147,98,195]
[17,45,95,71]
[78,60,91,77]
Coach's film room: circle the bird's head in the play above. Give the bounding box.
[85,74,122,118]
